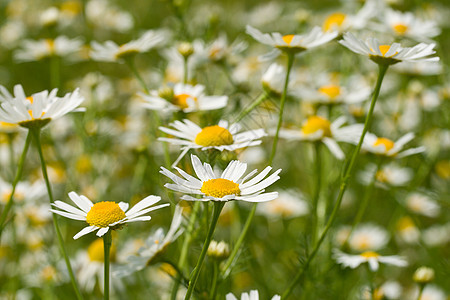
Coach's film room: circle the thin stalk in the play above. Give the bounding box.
[184,202,225,300]
[0,132,31,237]
[103,231,112,300]
[125,58,149,94]
[31,128,83,300]
[234,93,268,123]
[416,284,425,300]
[269,53,295,165]
[170,202,201,300]
[50,56,60,89]
[183,56,189,84]
[6,133,16,180]
[281,64,389,299]
[311,142,322,247]
[209,261,219,299]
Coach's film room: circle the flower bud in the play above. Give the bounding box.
[207,240,230,260]
[177,42,194,59]
[413,266,435,284]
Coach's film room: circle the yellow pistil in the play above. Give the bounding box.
[173,93,197,109]
[45,39,55,53]
[373,137,395,152]
[318,84,341,100]
[370,45,400,65]
[86,201,126,228]
[375,170,388,183]
[353,236,371,251]
[393,23,408,35]
[360,251,379,259]
[301,116,332,137]
[41,266,57,282]
[195,125,234,147]
[201,178,240,198]
[323,12,346,31]
[87,238,117,262]
[282,35,295,45]
[397,216,415,231]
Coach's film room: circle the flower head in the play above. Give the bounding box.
[333,249,408,271]
[226,290,280,300]
[15,36,84,62]
[382,9,440,41]
[362,132,425,158]
[50,192,169,239]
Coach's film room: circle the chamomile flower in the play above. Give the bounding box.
[50,192,169,239]
[139,83,228,113]
[90,29,166,62]
[333,249,408,271]
[405,192,440,217]
[362,132,425,158]
[277,116,363,160]
[161,155,281,202]
[256,190,309,219]
[226,290,281,300]
[14,36,84,62]
[85,0,133,33]
[348,224,389,252]
[359,163,413,187]
[339,32,439,65]
[246,25,337,59]
[261,63,293,96]
[0,85,84,129]
[322,0,380,32]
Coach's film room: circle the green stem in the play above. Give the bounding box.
[311,142,322,247]
[6,133,16,180]
[183,56,189,84]
[184,202,225,300]
[416,284,425,300]
[50,56,60,89]
[125,58,149,94]
[209,261,219,299]
[31,128,83,300]
[170,202,201,300]
[0,132,31,238]
[103,231,112,300]
[281,64,388,299]
[235,93,268,123]
[269,53,295,165]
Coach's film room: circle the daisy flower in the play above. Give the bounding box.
[139,83,227,113]
[86,0,133,33]
[261,63,294,97]
[348,224,389,252]
[396,216,420,244]
[405,192,440,218]
[333,249,408,271]
[359,163,413,188]
[339,32,439,65]
[0,84,84,129]
[277,116,363,160]
[50,191,169,239]
[90,29,167,62]
[161,155,281,202]
[14,36,84,62]
[246,25,337,59]
[362,132,425,158]
[207,240,230,260]
[226,290,280,300]
[256,190,309,219]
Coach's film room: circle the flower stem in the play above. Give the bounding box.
[103,231,112,300]
[416,284,425,300]
[311,142,322,247]
[50,56,60,90]
[0,132,31,238]
[184,202,225,300]
[234,93,268,123]
[281,64,388,299]
[269,53,294,165]
[31,128,83,300]
[125,58,149,94]
[209,261,219,299]
[183,56,189,84]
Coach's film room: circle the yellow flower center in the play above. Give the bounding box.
[375,170,388,183]
[397,216,415,231]
[301,116,332,137]
[173,93,197,109]
[393,23,408,35]
[377,45,398,57]
[353,236,371,251]
[45,39,55,53]
[194,125,234,147]
[282,34,295,45]
[201,178,240,198]
[41,266,57,282]
[87,238,116,262]
[318,84,341,100]
[85,201,126,228]
[323,12,346,31]
[360,251,379,259]
[373,137,395,152]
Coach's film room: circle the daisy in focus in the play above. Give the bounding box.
[226,290,280,300]
[277,116,363,160]
[0,84,84,128]
[161,155,281,202]
[90,29,167,62]
[333,249,408,271]
[139,83,228,113]
[339,32,439,65]
[362,132,425,158]
[50,191,169,239]
[14,36,84,62]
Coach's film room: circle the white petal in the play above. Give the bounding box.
[73,225,98,239]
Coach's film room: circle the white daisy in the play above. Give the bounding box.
[14,36,84,62]
[396,216,420,244]
[339,32,439,65]
[161,155,281,202]
[359,163,413,187]
[50,191,169,239]
[261,63,293,96]
[0,85,84,129]
[85,0,134,33]
[90,29,167,62]
[256,190,309,219]
[393,60,443,76]
[362,132,425,158]
[348,223,389,252]
[405,192,440,218]
[139,83,228,113]
[246,25,337,59]
[277,116,363,160]
[333,249,408,271]
[226,290,280,300]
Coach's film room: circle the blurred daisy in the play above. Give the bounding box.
[256,190,309,219]
[0,84,84,128]
[410,285,447,300]
[226,290,280,300]
[90,29,166,62]
[333,249,408,271]
[261,63,293,97]
[339,32,439,65]
[50,191,169,239]
[422,224,450,247]
[362,132,425,158]
[114,205,184,277]
[348,223,389,252]
[359,163,413,187]
[322,0,380,32]
[161,155,281,202]
[405,192,440,218]
[14,36,83,62]
[0,177,46,205]
[139,83,227,113]
[278,116,363,160]
[396,216,420,244]
[393,61,443,76]
[86,0,133,33]
[246,25,337,59]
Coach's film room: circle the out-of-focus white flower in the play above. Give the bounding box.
[396,216,420,244]
[362,132,425,158]
[409,285,447,300]
[15,36,84,62]
[333,249,408,271]
[207,240,230,260]
[348,223,389,252]
[226,290,280,300]
[261,63,291,96]
[0,178,46,205]
[86,0,133,32]
[359,163,413,187]
[0,20,26,48]
[278,116,363,160]
[405,192,440,217]
[413,267,435,284]
[393,61,443,76]
[257,190,309,219]
[422,223,450,247]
